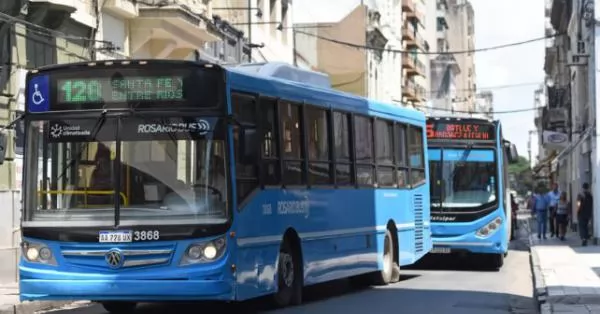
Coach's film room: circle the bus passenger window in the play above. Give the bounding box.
[306,106,331,185]
[333,112,353,185]
[279,102,303,185]
[408,126,426,186]
[259,97,280,185]
[354,116,374,186]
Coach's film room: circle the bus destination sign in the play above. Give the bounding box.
[426,121,495,141]
[56,75,185,104]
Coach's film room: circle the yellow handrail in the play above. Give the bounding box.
[37,190,129,206]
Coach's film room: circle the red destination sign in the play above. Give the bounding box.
[426,121,495,140]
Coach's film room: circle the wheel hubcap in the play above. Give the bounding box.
[280,252,294,287]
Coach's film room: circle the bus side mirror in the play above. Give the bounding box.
[240,127,259,163]
[0,132,7,165]
[507,143,518,164]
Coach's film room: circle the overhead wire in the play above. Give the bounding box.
[294,29,565,55]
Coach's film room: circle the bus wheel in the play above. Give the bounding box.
[372,229,396,285]
[491,253,504,269]
[101,301,137,314]
[274,239,302,307]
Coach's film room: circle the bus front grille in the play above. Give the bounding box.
[60,244,175,270]
[414,194,424,253]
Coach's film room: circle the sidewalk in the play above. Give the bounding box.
[0,282,76,314]
[527,214,600,314]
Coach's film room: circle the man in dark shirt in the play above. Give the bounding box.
[577,182,593,246]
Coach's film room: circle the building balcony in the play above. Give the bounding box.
[402,22,415,42]
[402,53,416,70]
[402,0,415,13]
[415,84,427,102]
[103,0,139,18]
[403,79,416,99]
[405,57,426,77]
[407,7,425,25]
[406,31,427,51]
[130,0,221,59]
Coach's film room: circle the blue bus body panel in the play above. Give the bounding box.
[228,69,431,300]
[427,119,509,255]
[20,64,432,302]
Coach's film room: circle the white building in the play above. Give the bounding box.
[475,91,493,119]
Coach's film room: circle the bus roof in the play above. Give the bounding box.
[227,65,425,124]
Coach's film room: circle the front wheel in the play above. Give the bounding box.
[101,301,137,314]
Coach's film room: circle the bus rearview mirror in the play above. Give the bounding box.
[507,143,518,164]
[0,132,6,165]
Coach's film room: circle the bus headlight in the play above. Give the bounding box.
[475,217,503,238]
[180,236,227,266]
[22,241,57,265]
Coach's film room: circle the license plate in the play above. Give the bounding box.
[430,247,451,254]
[99,230,133,243]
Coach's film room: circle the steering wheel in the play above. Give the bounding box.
[192,183,223,201]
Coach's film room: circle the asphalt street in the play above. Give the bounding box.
[43,214,537,314]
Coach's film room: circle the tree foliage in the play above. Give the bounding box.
[508,156,533,196]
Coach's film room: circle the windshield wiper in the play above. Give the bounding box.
[56,110,108,181]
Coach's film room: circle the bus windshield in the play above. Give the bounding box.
[429,148,498,211]
[23,115,229,226]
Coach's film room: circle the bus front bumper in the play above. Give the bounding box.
[20,279,234,301]
[20,264,235,302]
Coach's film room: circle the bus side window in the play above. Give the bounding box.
[279,101,304,186]
[258,97,281,186]
[333,111,353,186]
[305,105,331,185]
[375,119,396,187]
[232,93,259,206]
[395,124,409,188]
[408,126,426,187]
[354,115,374,186]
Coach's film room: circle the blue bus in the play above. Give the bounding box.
[425,116,518,269]
[0,60,431,312]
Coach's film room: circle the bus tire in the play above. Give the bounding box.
[491,253,504,269]
[101,301,137,314]
[372,229,396,285]
[274,238,302,307]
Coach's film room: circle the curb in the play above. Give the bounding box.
[525,216,547,311]
[0,301,77,314]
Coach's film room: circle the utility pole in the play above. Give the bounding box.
[247,0,252,62]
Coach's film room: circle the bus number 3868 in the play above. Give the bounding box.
[134,230,160,241]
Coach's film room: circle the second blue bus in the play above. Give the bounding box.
[425,116,518,269]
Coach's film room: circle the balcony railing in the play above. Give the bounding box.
[403,79,416,99]
[402,22,416,41]
[402,53,416,70]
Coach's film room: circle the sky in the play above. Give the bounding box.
[293,0,546,160]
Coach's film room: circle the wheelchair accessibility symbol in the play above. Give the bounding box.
[27,74,49,112]
[31,84,45,105]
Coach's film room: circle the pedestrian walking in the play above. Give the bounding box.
[555,191,570,241]
[577,182,593,246]
[531,186,549,239]
[546,182,561,238]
